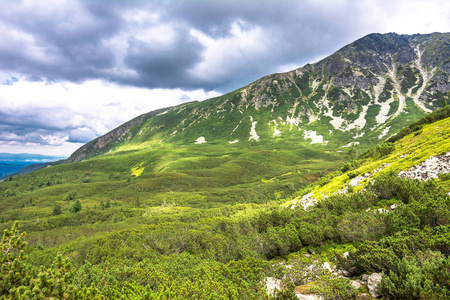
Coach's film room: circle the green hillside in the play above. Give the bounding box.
[1,109,450,299]
[1,32,449,299]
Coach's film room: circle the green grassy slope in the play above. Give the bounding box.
[1,108,449,300]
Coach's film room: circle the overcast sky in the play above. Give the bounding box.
[0,0,449,157]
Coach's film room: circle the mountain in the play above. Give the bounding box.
[1,102,450,299]
[286,106,450,209]
[1,32,450,299]
[68,32,450,162]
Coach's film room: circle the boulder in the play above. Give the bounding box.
[264,277,283,297]
[368,273,382,298]
[351,279,364,290]
[296,293,323,300]
[337,269,351,277]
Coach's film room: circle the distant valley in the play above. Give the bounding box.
[0,153,66,178]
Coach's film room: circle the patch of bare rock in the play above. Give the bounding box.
[398,152,450,180]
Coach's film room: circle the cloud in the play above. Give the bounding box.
[0,78,220,155]
[0,0,446,92]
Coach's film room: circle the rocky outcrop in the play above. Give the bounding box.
[291,193,317,210]
[367,273,382,298]
[296,294,323,300]
[264,277,283,297]
[398,152,450,180]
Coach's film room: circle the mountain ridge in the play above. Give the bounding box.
[67,32,450,162]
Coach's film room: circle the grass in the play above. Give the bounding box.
[0,138,344,248]
[300,116,450,200]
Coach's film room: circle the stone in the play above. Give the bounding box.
[362,274,369,281]
[296,293,323,300]
[367,273,382,298]
[398,152,450,181]
[294,193,317,210]
[264,277,283,296]
[351,279,363,290]
[323,262,333,272]
[337,269,350,277]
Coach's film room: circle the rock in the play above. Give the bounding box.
[390,204,398,210]
[355,294,371,300]
[398,152,450,181]
[337,269,350,277]
[323,262,333,272]
[400,154,407,158]
[377,208,389,214]
[294,193,318,210]
[296,293,323,300]
[362,274,369,281]
[343,251,349,258]
[351,279,364,290]
[264,277,283,296]
[367,273,382,298]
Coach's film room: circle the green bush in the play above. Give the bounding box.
[69,199,82,213]
[380,250,450,300]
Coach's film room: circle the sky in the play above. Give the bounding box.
[0,0,449,157]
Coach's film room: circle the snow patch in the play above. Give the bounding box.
[273,128,281,137]
[249,116,260,141]
[341,141,360,148]
[195,136,207,144]
[230,120,242,135]
[303,130,327,144]
[413,45,434,113]
[376,97,395,124]
[386,63,406,118]
[378,126,390,139]
[156,111,168,116]
[323,98,345,130]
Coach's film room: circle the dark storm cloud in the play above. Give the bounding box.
[0,0,378,92]
[0,108,78,131]
[123,26,205,88]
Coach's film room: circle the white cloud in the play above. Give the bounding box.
[189,20,267,82]
[0,78,220,156]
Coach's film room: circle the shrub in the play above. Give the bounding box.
[52,202,62,216]
[380,250,450,300]
[69,199,82,213]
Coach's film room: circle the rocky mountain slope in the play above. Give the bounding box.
[68,32,450,162]
[287,106,450,210]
